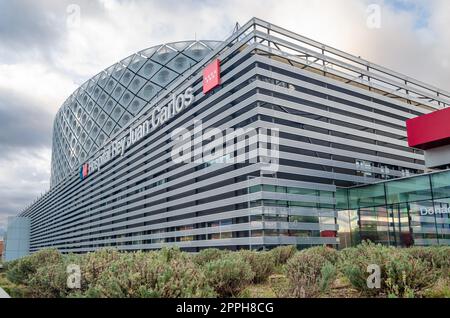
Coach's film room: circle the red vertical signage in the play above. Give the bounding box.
[203,59,221,94]
[80,163,89,180]
[82,163,89,178]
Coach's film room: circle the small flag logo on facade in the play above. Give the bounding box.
[79,163,89,180]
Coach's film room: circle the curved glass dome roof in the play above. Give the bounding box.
[50,40,222,187]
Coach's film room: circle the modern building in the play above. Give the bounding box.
[4,18,450,259]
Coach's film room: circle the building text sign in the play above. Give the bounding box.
[420,206,450,216]
[80,87,195,180]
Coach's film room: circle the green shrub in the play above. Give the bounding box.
[0,273,31,298]
[384,253,434,298]
[5,258,32,284]
[339,241,438,297]
[305,246,339,265]
[270,246,296,266]
[28,262,70,298]
[18,253,81,298]
[3,259,19,272]
[422,278,450,298]
[320,262,337,292]
[405,246,450,273]
[338,242,389,294]
[83,250,214,298]
[268,274,290,298]
[77,248,122,290]
[3,244,447,299]
[284,248,337,298]
[1,284,30,298]
[282,246,338,298]
[237,250,276,283]
[159,246,186,262]
[194,248,228,266]
[203,253,254,297]
[4,248,215,298]
[82,251,149,298]
[6,249,62,285]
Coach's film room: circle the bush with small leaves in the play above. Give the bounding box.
[5,259,32,285]
[319,262,337,292]
[405,246,450,274]
[193,248,228,266]
[237,250,276,284]
[77,248,123,291]
[28,262,70,298]
[83,250,215,298]
[304,246,339,265]
[269,246,297,266]
[338,242,391,294]
[0,270,31,298]
[284,248,336,298]
[203,253,254,297]
[338,241,438,297]
[159,246,186,262]
[385,251,438,298]
[4,243,447,299]
[422,277,450,298]
[6,249,62,285]
[18,253,84,298]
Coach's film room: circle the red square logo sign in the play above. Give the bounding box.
[203,59,221,94]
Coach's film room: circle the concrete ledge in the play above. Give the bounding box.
[0,287,11,298]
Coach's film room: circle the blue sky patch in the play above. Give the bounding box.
[384,0,431,29]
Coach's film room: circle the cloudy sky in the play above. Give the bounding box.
[0,0,449,235]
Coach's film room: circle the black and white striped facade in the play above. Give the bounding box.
[12,18,450,255]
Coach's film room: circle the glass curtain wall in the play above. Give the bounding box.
[337,170,450,248]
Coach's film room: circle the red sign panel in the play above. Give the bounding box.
[80,163,89,180]
[82,163,89,178]
[203,59,221,94]
[320,231,337,238]
[406,107,450,150]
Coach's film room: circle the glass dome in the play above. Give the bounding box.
[50,40,222,187]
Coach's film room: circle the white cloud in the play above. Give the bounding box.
[48,0,450,89]
[0,63,77,114]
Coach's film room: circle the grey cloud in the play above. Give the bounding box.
[0,0,63,62]
[0,88,54,158]
[0,189,39,215]
[0,147,51,229]
[0,0,107,63]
